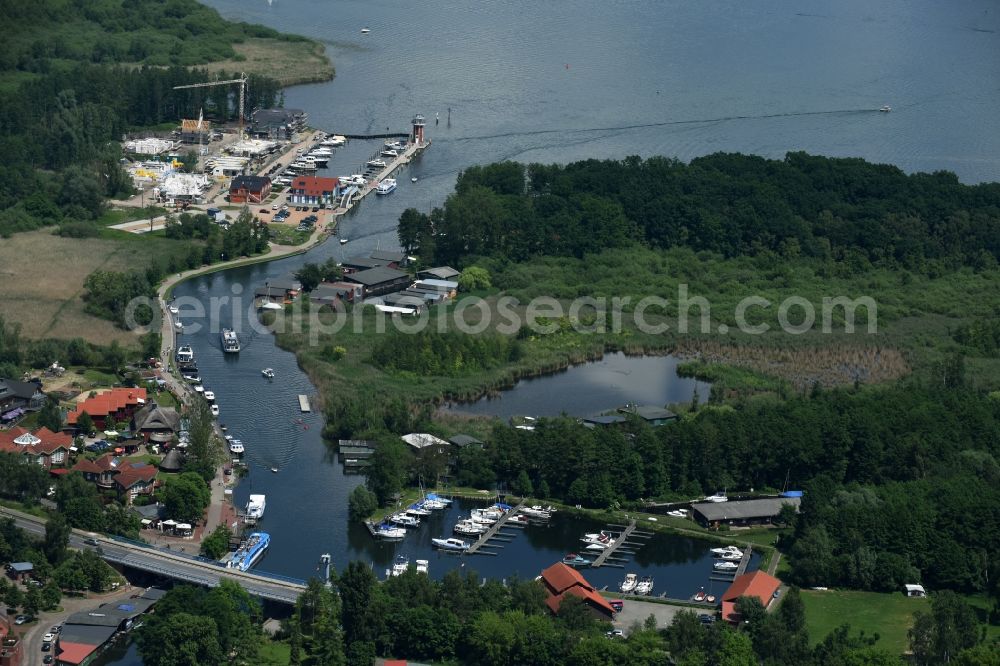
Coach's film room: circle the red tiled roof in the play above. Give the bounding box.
[290,176,339,197]
[113,463,157,490]
[0,426,71,457]
[67,388,146,425]
[540,562,591,594]
[54,641,100,665]
[72,458,105,475]
[721,570,781,622]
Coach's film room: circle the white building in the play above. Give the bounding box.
[124,138,177,155]
[227,139,278,158]
[157,173,210,203]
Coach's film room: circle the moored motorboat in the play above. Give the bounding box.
[415,559,429,574]
[704,492,728,503]
[203,390,215,402]
[262,368,275,379]
[710,545,743,557]
[562,553,592,568]
[229,440,244,455]
[366,159,386,169]
[245,494,266,522]
[620,573,638,593]
[635,576,654,595]
[388,555,409,577]
[714,561,739,571]
[694,588,706,602]
[210,404,220,417]
[373,523,406,540]
[375,178,397,195]
[390,513,420,528]
[432,537,469,551]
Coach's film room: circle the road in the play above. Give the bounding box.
[0,508,305,605]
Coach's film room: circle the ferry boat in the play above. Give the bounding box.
[375,178,397,195]
[227,532,269,572]
[620,573,638,593]
[431,537,469,551]
[246,494,266,522]
[176,346,194,363]
[221,328,241,353]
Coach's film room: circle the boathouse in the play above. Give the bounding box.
[418,266,460,281]
[228,175,272,204]
[344,266,411,297]
[539,563,615,620]
[341,256,388,273]
[57,589,164,666]
[720,571,781,624]
[691,497,801,528]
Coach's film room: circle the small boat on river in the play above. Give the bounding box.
[635,576,654,595]
[262,368,275,379]
[432,537,469,551]
[562,553,592,568]
[620,573,638,593]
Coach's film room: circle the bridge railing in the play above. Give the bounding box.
[251,569,308,586]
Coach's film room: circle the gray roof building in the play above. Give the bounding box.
[448,434,483,448]
[369,250,406,264]
[691,497,801,526]
[342,256,388,271]
[59,623,117,647]
[418,266,460,280]
[582,414,627,427]
[344,266,411,296]
[131,503,168,521]
[618,405,678,425]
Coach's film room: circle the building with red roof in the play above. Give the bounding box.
[65,388,146,432]
[720,570,782,624]
[71,454,157,504]
[288,176,339,205]
[0,426,72,468]
[539,562,615,620]
[228,175,271,204]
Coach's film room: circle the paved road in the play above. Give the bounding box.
[0,508,305,605]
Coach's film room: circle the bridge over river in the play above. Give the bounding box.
[0,507,306,605]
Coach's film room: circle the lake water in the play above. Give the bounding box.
[443,352,710,418]
[98,1,1000,659]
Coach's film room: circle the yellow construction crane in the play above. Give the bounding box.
[173,72,249,136]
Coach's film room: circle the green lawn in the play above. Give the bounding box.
[801,590,927,654]
[258,638,291,665]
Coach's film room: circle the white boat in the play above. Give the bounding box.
[174,321,183,331]
[262,368,275,379]
[714,561,739,571]
[635,576,654,595]
[321,137,346,147]
[710,545,743,557]
[221,328,241,353]
[366,159,386,169]
[411,177,418,183]
[373,523,406,540]
[585,543,607,551]
[432,537,469,551]
[390,513,420,528]
[246,494,266,522]
[704,492,728,503]
[385,140,407,151]
[203,391,215,402]
[175,346,194,363]
[620,573,638,593]
[193,385,204,394]
[719,551,743,561]
[389,555,409,577]
[519,506,552,520]
[375,178,397,195]
[210,404,219,417]
[361,27,370,34]
[879,105,891,112]
[380,148,399,158]
[422,499,448,510]
[454,521,487,536]
[415,559,429,574]
[229,440,244,455]
[338,174,367,187]
[339,238,348,245]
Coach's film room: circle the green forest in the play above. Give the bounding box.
[371,330,525,377]
[144,566,992,665]
[399,155,1000,269]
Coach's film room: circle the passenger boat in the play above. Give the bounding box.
[390,513,420,528]
[373,523,406,540]
[227,532,269,572]
[176,346,194,363]
[262,368,275,379]
[388,555,409,577]
[562,553,592,568]
[229,440,244,455]
[246,494,266,522]
[415,559,429,574]
[431,537,469,551]
[620,573,638,593]
[714,561,739,571]
[210,404,220,417]
[375,178,397,195]
[635,576,654,595]
[710,545,743,557]
[366,159,386,169]
[221,328,241,353]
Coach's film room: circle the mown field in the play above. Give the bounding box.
[801,590,928,655]
[202,38,335,86]
[0,229,191,345]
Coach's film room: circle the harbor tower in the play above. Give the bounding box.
[411,114,426,145]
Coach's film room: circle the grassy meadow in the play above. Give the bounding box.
[801,589,928,655]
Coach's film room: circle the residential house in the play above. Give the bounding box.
[6,562,33,583]
[344,266,411,297]
[448,434,483,449]
[0,378,45,424]
[288,176,339,205]
[132,401,181,446]
[179,118,211,144]
[72,455,157,504]
[720,570,782,624]
[400,433,450,452]
[309,283,361,309]
[0,427,72,468]
[691,497,801,528]
[228,175,272,204]
[538,563,615,620]
[65,388,147,433]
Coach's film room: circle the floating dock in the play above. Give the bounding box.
[466,500,526,556]
[298,395,311,412]
[591,520,652,568]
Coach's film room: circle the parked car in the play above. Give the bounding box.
[43,632,55,642]
[41,642,51,651]
[272,203,279,210]
[83,538,99,546]
[311,206,319,212]
[14,615,27,625]
[259,208,269,214]
[43,657,53,664]
[606,629,624,639]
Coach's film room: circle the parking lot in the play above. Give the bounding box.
[611,598,713,635]
[256,201,331,232]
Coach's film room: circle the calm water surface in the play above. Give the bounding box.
[98,3,1000,659]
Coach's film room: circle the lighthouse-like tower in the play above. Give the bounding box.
[411,114,426,145]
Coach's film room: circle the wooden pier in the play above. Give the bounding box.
[298,395,311,412]
[734,544,753,576]
[466,501,526,556]
[710,543,753,582]
[591,521,652,568]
